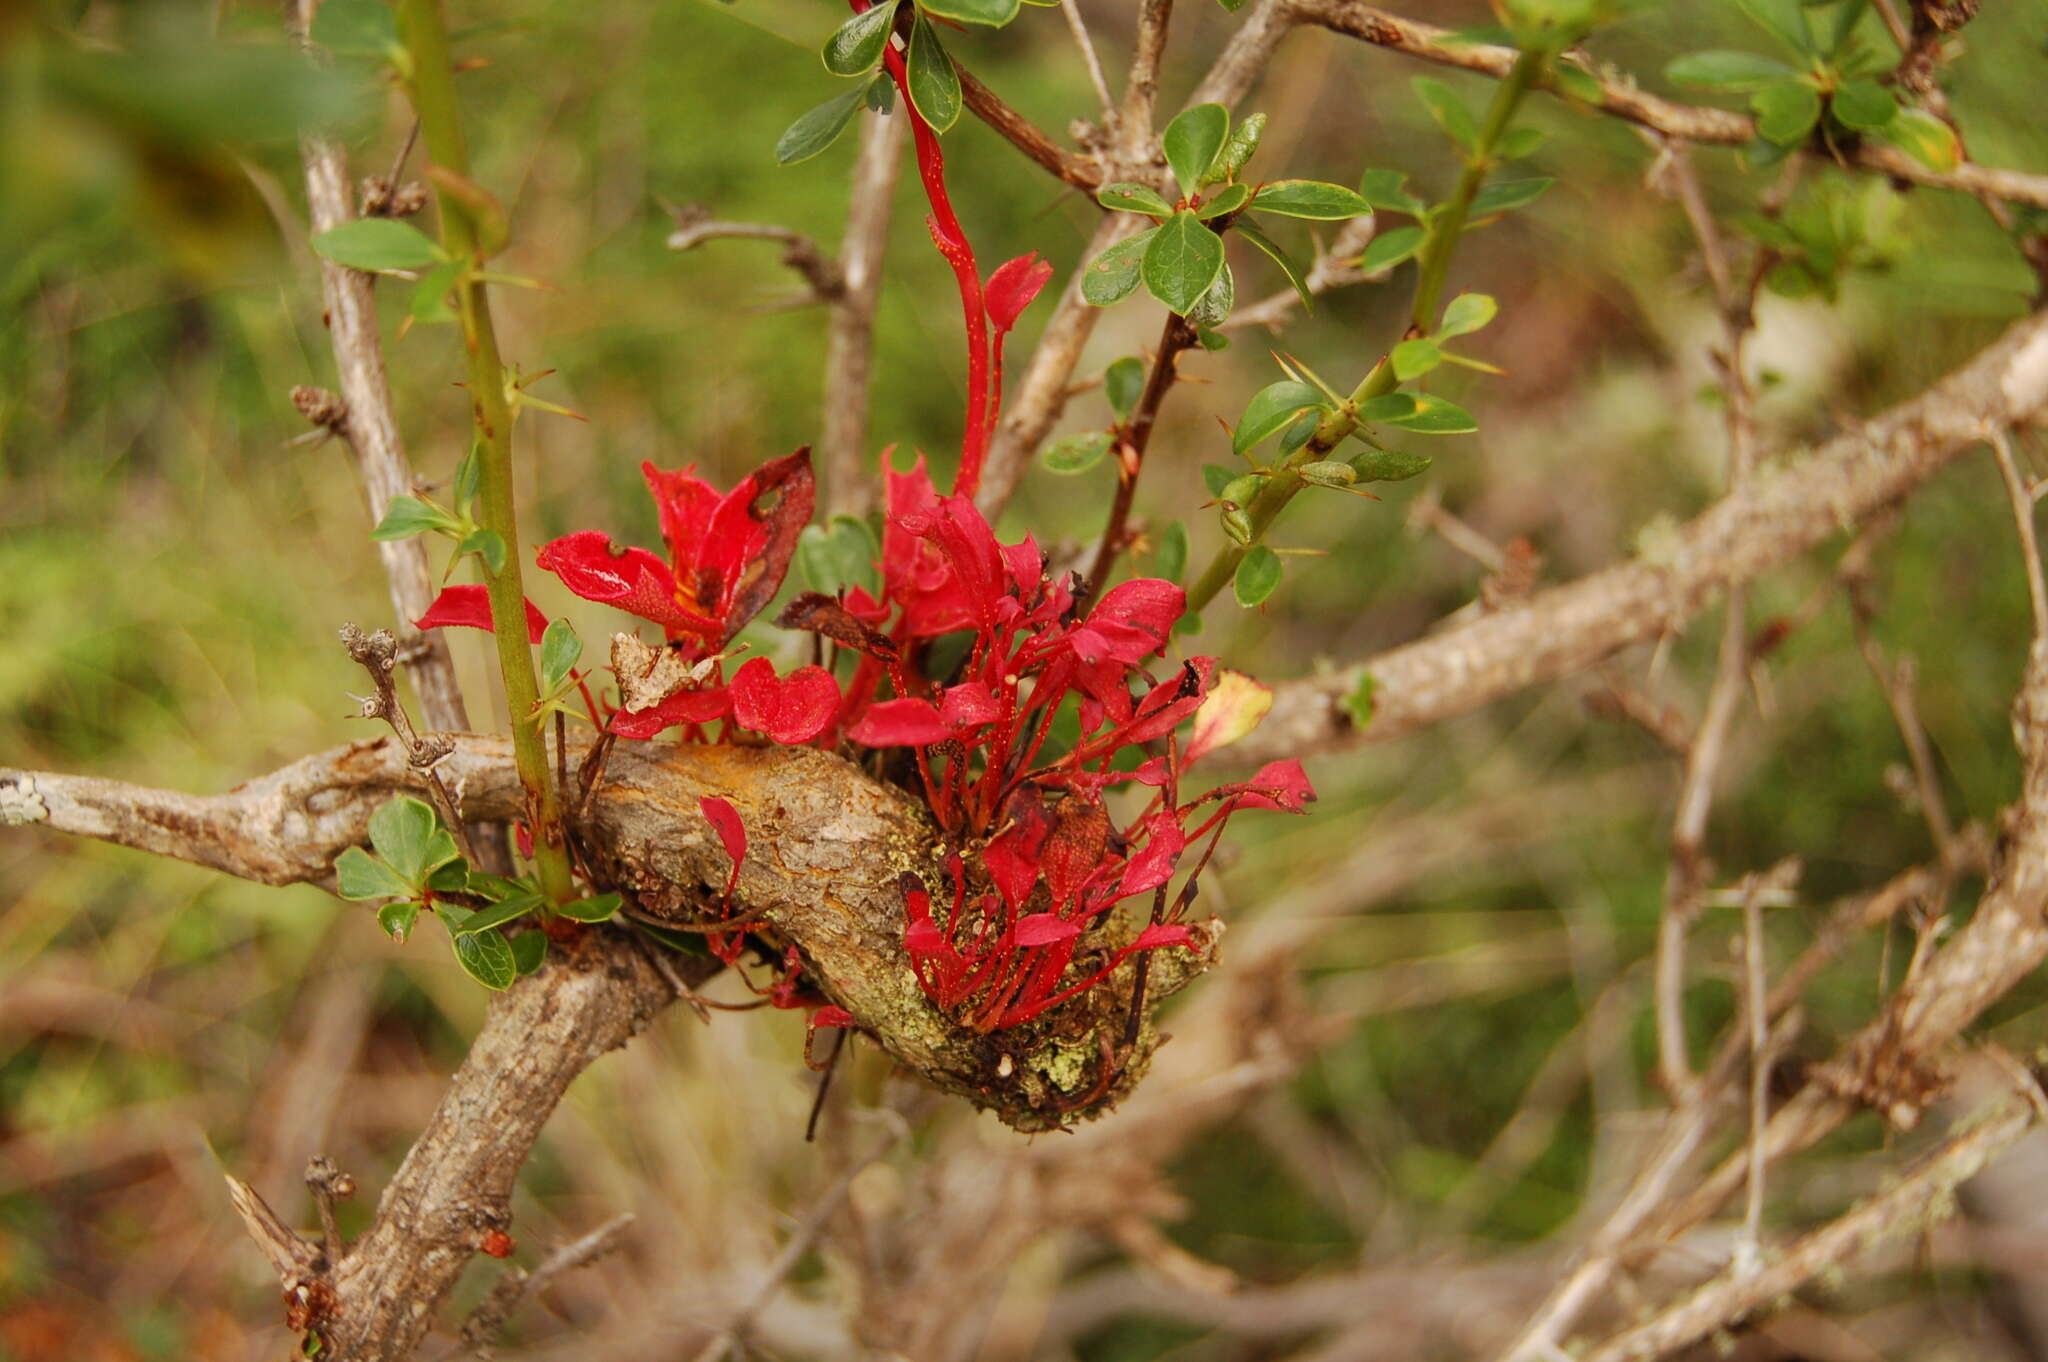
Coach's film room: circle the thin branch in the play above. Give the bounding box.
[1060,0,1117,125]
[1990,425,2048,638]
[1229,309,2048,765]
[821,110,909,515]
[1088,312,1197,588]
[689,1127,906,1362]
[1289,0,2048,211]
[1118,0,1177,163]
[462,1212,638,1356]
[1736,872,1771,1274]
[665,209,846,302]
[288,0,468,736]
[959,66,1102,190]
[1581,1092,2038,1362]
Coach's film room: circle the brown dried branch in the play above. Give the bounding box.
[1232,308,2048,765]
[461,1212,637,1357]
[959,66,1102,190]
[1581,1091,2039,1362]
[288,0,468,735]
[1288,0,2048,211]
[0,737,1204,1132]
[821,110,908,515]
[665,208,846,302]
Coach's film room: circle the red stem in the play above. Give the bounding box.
[855,0,993,499]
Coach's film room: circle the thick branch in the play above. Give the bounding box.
[1233,309,2048,764]
[0,738,1202,1132]
[1289,0,2048,211]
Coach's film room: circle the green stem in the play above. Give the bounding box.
[1187,47,1546,616]
[396,0,574,905]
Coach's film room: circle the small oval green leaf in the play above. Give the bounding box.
[1358,225,1426,274]
[312,218,446,273]
[453,926,518,990]
[1233,380,1325,455]
[1163,102,1229,199]
[1251,179,1373,220]
[1041,431,1114,474]
[1141,211,1226,315]
[1233,545,1282,607]
[1105,356,1146,421]
[776,84,868,165]
[906,13,962,132]
[1082,228,1158,305]
[1097,182,1174,217]
[823,1,897,75]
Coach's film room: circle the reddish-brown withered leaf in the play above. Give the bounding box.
[698,447,815,644]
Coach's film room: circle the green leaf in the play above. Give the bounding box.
[336,846,414,901]
[456,527,507,576]
[1343,670,1378,729]
[1188,261,1235,328]
[1358,225,1426,273]
[369,796,458,884]
[1354,392,1419,423]
[511,930,548,976]
[312,219,446,274]
[1439,291,1498,338]
[920,0,1023,25]
[1194,182,1250,220]
[426,859,471,894]
[1380,393,1478,434]
[1153,521,1188,582]
[455,891,546,935]
[1041,431,1114,474]
[1663,50,1798,92]
[1391,337,1442,380]
[1299,460,1357,487]
[370,495,458,541]
[797,515,881,594]
[1105,356,1146,421]
[1751,80,1821,145]
[540,619,582,696]
[1214,111,1267,182]
[1233,381,1326,455]
[1469,177,1554,217]
[454,442,483,512]
[1220,507,1253,544]
[1830,78,1895,131]
[1142,211,1227,315]
[1497,126,1549,161]
[1349,447,1433,482]
[1202,465,1236,498]
[823,1,897,75]
[556,892,623,923]
[408,258,463,325]
[1233,545,1282,607]
[1163,103,1229,199]
[776,84,867,165]
[1735,0,1812,55]
[1250,179,1374,220]
[1358,169,1426,215]
[1235,218,1312,310]
[452,926,518,990]
[376,899,421,943]
[1082,228,1157,305]
[1550,63,1605,105]
[1220,474,1264,510]
[1195,326,1229,351]
[1278,411,1318,454]
[906,13,962,132]
[1097,182,1175,217]
[864,72,896,114]
[1412,77,1478,151]
[311,0,399,57]
[1880,107,1960,172]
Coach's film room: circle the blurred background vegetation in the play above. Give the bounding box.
[2,0,2045,1357]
